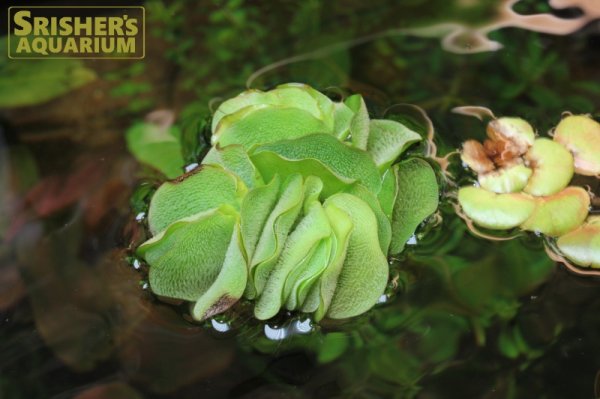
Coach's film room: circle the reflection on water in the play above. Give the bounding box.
[1,0,600,398]
[246,0,600,86]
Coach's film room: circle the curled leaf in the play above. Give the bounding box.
[390,159,439,254]
[367,119,422,171]
[458,186,535,230]
[147,165,246,235]
[461,140,495,174]
[553,114,600,176]
[202,144,260,188]
[377,169,399,221]
[523,138,573,196]
[344,183,392,254]
[325,194,389,319]
[521,186,590,237]
[251,133,381,196]
[344,94,370,148]
[240,175,281,263]
[478,163,532,194]
[211,83,335,133]
[214,105,330,149]
[311,204,353,320]
[556,216,600,268]
[486,117,535,156]
[191,223,247,320]
[332,101,356,140]
[249,174,304,297]
[254,201,332,320]
[138,206,243,317]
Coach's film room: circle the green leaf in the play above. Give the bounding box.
[213,105,330,149]
[251,133,381,196]
[284,237,331,310]
[521,186,590,236]
[458,186,536,231]
[191,223,248,320]
[345,94,370,149]
[278,83,337,131]
[478,163,533,194]
[211,83,335,133]
[126,122,185,179]
[241,175,281,263]
[523,138,573,196]
[553,115,600,176]
[367,119,421,171]
[390,159,439,254]
[332,101,355,140]
[147,165,246,235]
[250,174,305,297]
[138,206,237,303]
[343,183,392,254]
[254,201,332,320]
[0,38,96,107]
[317,332,350,363]
[301,175,324,213]
[202,144,261,188]
[378,168,398,221]
[556,216,600,268]
[312,203,353,320]
[325,193,389,319]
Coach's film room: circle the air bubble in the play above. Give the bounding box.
[264,324,288,341]
[185,163,199,173]
[211,319,231,333]
[292,318,313,334]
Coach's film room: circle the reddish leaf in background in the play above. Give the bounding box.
[73,382,142,399]
[0,263,25,311]
[7,155,136,240]
[25,161,105,217]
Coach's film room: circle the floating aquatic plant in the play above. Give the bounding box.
[457,114,599,270]
[135,83,439,321]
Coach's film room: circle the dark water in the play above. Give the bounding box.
[1,1,600,398]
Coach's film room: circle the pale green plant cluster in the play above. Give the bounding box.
[136,83,439,321]
[458,115,600,269]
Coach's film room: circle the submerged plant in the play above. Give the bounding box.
[135,83,439,321]
[457,114,600,269]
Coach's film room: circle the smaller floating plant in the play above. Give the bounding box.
[135,83,439,322]
[457,114,600,270]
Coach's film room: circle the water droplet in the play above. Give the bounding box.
[406,235,418,246]
[141,282,149,290]
[377,294,388,304]
[185,163,199,173]
[211,318,231,333]
[293,318,313,334]
[135,212,146,222]
[264,324,288,341]
[132,259,141,270]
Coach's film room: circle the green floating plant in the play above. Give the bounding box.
[457,114,599,269]
[136,83,439,321]
[556,216,600,268]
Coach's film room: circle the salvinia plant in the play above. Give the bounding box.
[136,83,439,322]
[457,114,600,270]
